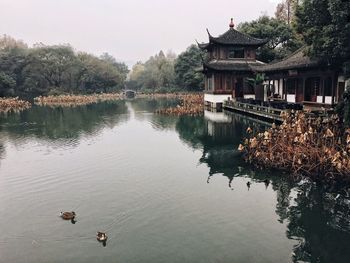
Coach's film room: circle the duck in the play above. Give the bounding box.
[60,211,76,220]
[97,232,108,242]
[246,181,251,188]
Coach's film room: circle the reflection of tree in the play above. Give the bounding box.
[272,179,294,224]
[129,98,180,123]
[128,98,180,130]
[280,183,350,263]
[0,142,5,167]
[0,101,129,144]
[174,113,268,187]
[173,110,350,262]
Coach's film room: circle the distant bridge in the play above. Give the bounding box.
[123,90,136,98]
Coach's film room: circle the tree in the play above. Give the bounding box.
[127,51,177,92]
[174,45,204,91]
[128,62,146,90]
[25,45,77,90]
[295,0,350,71]
[0,72,16,96]
[0,34,27,50]
[275,0,300,24]
[100,52,129,81]
[77,52,125,93]
[0,35,129,97]
[238,15,303,62]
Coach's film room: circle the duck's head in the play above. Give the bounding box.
[71,211,76,216]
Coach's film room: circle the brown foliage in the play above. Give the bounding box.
[239,111,350,182]
[0,97,31,113]
[34,93,122,107]
[155,94,204,116]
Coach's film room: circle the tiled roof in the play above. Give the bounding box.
[210,28,267,46]
[203,59,265,72]
[253,48,320,72]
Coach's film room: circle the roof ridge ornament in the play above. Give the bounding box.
[206,28,212,37]
[229,18,235,29]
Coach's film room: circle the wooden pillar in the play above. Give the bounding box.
[212,74,215,91]
[321,77,325,104]
[332,73,338,105]
[302,77,306,103]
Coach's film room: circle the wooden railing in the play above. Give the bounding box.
[223,100,284,122]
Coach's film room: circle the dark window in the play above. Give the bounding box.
[228,48,244,59]
[324,77,332,96]
[286,79,297,94]
[243,78,254,94]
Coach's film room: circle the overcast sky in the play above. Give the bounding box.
[0,0,279,67]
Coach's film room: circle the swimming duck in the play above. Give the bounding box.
[60,211,76,220]
[97,232,108,242]
[246,182,251,188]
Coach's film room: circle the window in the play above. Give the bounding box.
[207,77,213,91]
[324,77,332,96]
[286,79,297,94]
[228,48,245,59]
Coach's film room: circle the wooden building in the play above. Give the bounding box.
[198,19,267,109]
[253,48,345,106]
[199,20,346,110]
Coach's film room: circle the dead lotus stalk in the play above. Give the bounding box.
[156,94,204,116]
[238,111,350,182]
[0,97,31,113]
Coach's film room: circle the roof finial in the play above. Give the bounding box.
[229,18,235,29]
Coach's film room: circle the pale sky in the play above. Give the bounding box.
[0,0,279,67]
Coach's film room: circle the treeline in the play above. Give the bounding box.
[0,35,129,97]
[1,0,348,98]
[238,0,350,72]
[127,45,205,93]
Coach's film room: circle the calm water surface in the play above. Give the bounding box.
[0,99,349,263]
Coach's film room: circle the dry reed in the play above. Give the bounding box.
[239,111,350,182]
[155,94,204,116]
[0,97,31,113]
[34,93,122,107]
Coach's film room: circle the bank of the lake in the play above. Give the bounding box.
[0,98,350,263]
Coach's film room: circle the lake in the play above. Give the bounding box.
[0,98,349,263]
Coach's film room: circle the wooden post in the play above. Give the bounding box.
[302,77,306,103]
[321,77,325,104]
[332,73,338,105]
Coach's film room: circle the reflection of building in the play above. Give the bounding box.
[204,110,235,138]
[198,19,267,109]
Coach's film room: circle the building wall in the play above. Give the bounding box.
[209,46,256,60]
[204,93,232,104]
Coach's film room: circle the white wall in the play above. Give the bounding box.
[204,93,232,104]
[287,94,296,103]
[317,96,332,104]
[244,94,255,99]
[279,79,284,97]
[325,96,332,104]
[204,110,231,123]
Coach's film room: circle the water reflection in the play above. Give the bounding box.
[283,182,350,262]
[174,110,267,187]
[0,99,349,262]
[129,98,180,131]
[0,101,129,146]
[168,109,350,263]
[0,141,5,167]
